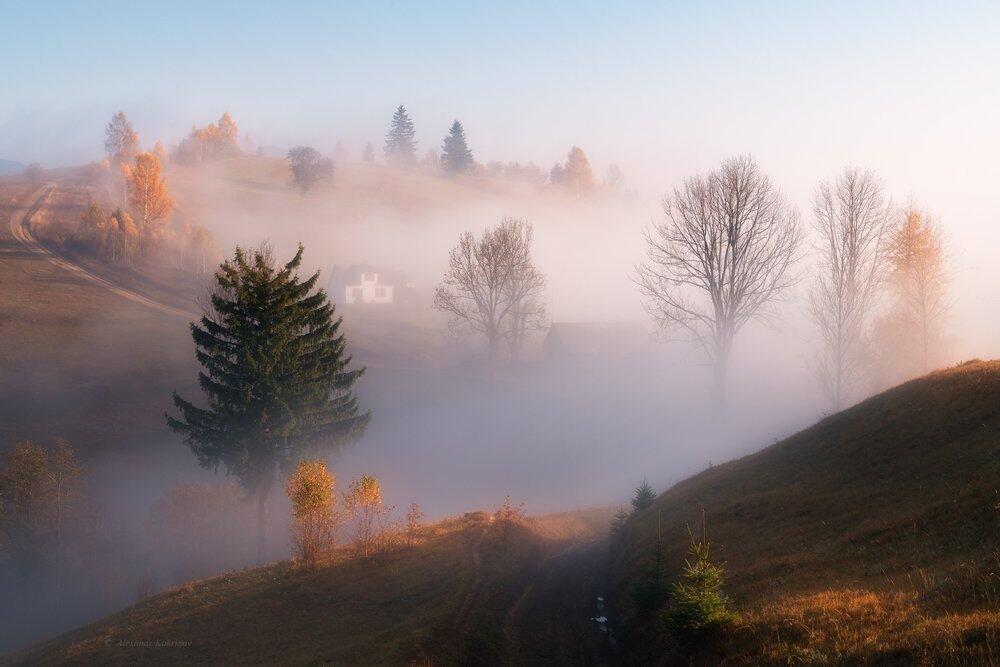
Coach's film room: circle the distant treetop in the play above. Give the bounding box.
[441,120,474,175]
[384,105,417,167]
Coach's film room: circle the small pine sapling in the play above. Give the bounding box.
[665,510,736,641]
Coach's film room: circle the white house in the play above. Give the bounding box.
[345,272,394,305]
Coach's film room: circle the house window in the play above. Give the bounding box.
[351,287,363,300]
[375,287,386,298]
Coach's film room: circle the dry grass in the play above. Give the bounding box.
[6,508,612,665]
[613,360,1000,664]
[0,182,197,456]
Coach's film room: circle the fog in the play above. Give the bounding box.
[3,3,1000,651]
[5,131,1000,652]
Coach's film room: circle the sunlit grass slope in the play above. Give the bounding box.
[613,359,1000,664]
[9,508,613,666]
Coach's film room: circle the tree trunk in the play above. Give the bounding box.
[256,490,269,564]
[712,349,729,409]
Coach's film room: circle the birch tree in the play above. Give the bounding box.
[809,167,892,411]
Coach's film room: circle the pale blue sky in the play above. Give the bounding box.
[2,1,997,177]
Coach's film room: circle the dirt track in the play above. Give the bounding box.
[8,183,197,320]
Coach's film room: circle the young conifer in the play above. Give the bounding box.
[666,511,735,640]
[631,479,656,512]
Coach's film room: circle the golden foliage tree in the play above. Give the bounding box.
[343,475,392,557]
[174,113,242,164]
[886,204,948,373]
[79,203,110,256]
[870,205,949,390]
[286,460,340,568]
[122,152,173,254]
[109,208,139,265]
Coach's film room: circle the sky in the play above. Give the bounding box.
[2,0,999,347]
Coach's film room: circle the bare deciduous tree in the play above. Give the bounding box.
[434,218,546,362]
[636,155,802,404]
[809,167,892,411]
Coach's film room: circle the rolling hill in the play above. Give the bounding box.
[5,508,615,666]
[611,359,1000,664]
[9,362,1000,665]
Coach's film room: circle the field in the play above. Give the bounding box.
[6,508,615,666]
[612,360,1000,664]
[0,176,197,457]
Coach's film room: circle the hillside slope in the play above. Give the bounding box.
[7,509,614,666]
[612,360,1000,664]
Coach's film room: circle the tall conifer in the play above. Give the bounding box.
[167,244,370,562]
[383,105,417,167]
[441,120,474,175]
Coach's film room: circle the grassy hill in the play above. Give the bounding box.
[6,508,614,666]
[611,359,1000,664]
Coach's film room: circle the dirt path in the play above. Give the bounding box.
[504,537,615,666]
[450,523,487,634]
[8,183,197,320]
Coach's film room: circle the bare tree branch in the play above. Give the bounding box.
[434,218,547,363]
[808,167,892,411]
[636,155,802,403]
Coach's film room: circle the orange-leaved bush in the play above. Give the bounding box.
[286,460,339,567]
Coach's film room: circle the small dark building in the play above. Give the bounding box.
[543,322,649,360]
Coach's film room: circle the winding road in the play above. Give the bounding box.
[8,183,198,320]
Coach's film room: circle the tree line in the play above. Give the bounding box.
[288,104,625,195]
[71,111,219,275]
[637,155,949,409]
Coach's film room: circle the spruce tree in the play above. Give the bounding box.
[383,105,417,167]
[666,513,735,641]
[631,479,656,512]
[441,120,474,175]
[166,244,370,562]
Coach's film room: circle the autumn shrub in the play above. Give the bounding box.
[344,475,393,557]
[286,460,340,568]
[494,495,526,551]
[405,503,424,547]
